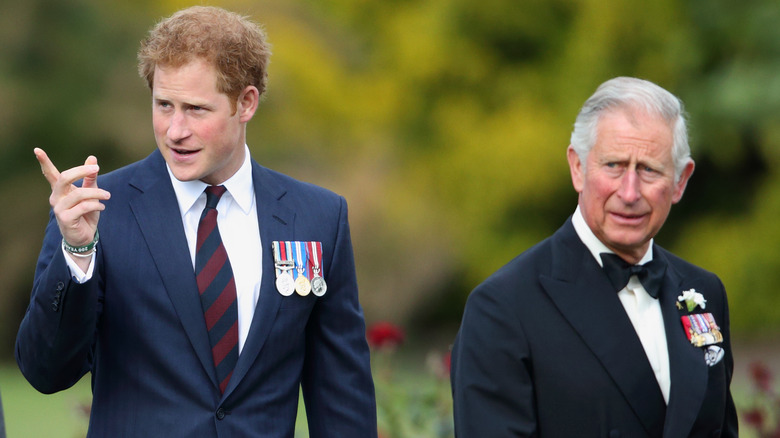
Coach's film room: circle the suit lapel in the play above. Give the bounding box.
[223,162,295,397]
[656,249,708,437]
[127,151,218,388]
[539,221,666,437]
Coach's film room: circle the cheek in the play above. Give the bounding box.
[644,185,674,209]
[585,176,615,203]
[197,119,230,144]
[152,113,173,138]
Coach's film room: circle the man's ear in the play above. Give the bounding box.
[672,159,695,204]
[237,85,260,123]
[567,146,584,193]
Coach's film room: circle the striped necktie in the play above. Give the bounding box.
[195,185,238,393]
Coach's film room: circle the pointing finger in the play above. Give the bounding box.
[34,148,60,187]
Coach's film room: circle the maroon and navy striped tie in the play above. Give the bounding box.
[195,185,238,394]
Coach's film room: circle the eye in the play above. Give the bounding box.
[188,104,209,113]
[640,165,656,174]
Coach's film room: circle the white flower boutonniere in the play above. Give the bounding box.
[678,288,706,312]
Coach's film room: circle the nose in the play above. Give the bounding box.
[167,110,190,143]
[617,168,641,204]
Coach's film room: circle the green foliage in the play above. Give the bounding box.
[2,0,780,361]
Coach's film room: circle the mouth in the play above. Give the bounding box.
[172,147,196,154]
[169,146,201,159]
[610,211,647,224]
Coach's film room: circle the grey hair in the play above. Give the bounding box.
[569,77,691,181]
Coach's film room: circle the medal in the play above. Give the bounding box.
[308,241,327,296]
[272,242,295,296]
[276,269,295,296]
[311,276,327,296]
[295,275,311,296]
[293,241,311,296]
[681,313,723,347]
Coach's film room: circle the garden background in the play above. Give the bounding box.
[2,0,780,436]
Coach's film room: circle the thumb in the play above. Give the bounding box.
[83,155,99,188]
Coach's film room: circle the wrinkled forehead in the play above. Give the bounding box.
[593,109,675,158]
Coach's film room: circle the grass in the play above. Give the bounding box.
[0,362,314,438]
[1,345,770,438]
[0,362,91,438]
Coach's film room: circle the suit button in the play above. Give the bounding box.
[216,408,225,420]
[56,282,65,291]
[51,302,59,312]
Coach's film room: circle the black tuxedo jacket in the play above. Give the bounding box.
[451,218,737,437]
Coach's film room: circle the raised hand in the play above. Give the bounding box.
[35,148,111,253]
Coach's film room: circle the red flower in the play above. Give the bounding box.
[750,361,774,393]
[366,322,404,350]
[742,407,765,429]
[443,350,452,375]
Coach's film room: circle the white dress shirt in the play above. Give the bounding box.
[572,206,671,403]
[65,146,262,355]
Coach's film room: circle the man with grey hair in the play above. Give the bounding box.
[451,77,737,437]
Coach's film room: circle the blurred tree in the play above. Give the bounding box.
[2,0,780,360]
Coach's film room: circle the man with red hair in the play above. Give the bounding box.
[17,6,376,437]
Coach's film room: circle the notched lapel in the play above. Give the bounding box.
[224,163,295,397]
[127,158,219,388]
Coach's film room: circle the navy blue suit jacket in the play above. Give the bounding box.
[451,218,737,437]
[17,150,377,437]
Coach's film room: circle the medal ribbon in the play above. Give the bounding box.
[694,314,709,334]
[308,241,324,277]
[273,241,289,277]
[704,313,720,331]
[292,241,309,280]
[284,241,294,278]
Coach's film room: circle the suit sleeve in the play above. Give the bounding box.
[15,212,100,394]
[451,280,537,437]
[300,196,378,437]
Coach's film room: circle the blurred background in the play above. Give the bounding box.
[2,0,780,436]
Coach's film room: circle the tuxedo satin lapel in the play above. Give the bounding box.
[656,250,708,437]
[127,153,217,388]
[223,163,293,397]
[539,222,666,437]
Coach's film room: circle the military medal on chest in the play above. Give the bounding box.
[308,241,327,296]
[272,240,327,298]
[681,312,723,347]
[272,241,296,296]
[293,241,311,296]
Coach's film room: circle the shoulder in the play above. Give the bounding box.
[475,219,578,296]
[465,232,557,312]
[251,160,347,218]
[656,245,721,284]
[656,245,729,309]
[95,151,166,192]
[254,162,342,201]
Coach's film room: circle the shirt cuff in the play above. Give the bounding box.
[62,246,96,283]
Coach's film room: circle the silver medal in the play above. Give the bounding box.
[311,275,327,296]
[276,271,295,296]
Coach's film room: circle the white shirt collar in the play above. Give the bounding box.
[571,205,653,267]
[167,145,255,216]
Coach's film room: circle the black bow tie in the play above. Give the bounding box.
[600,253,666,299]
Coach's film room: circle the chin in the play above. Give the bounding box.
[170,168,201,182]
